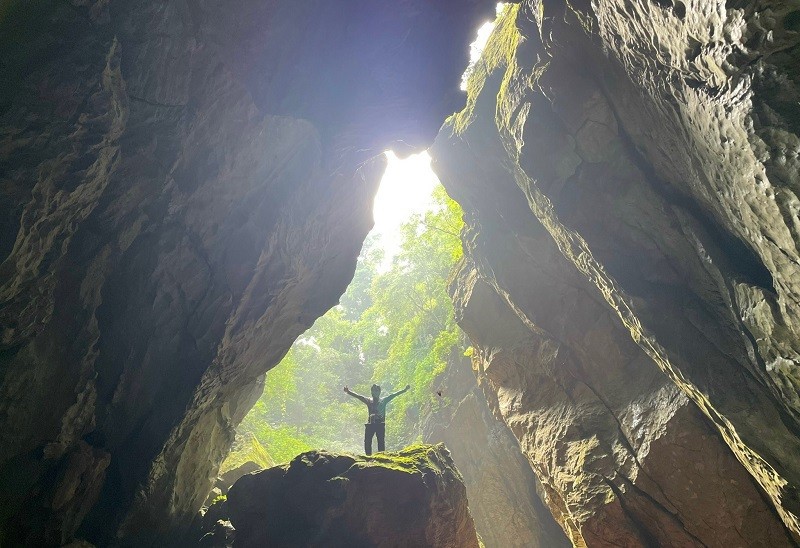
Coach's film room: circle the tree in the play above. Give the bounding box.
[230,184,465,463]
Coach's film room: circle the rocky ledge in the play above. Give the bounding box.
[204,444,479,548]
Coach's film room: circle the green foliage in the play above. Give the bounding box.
[238,185,465,460]
[237,414,315,464]
[220,433,274,474]
[366,186,464,445]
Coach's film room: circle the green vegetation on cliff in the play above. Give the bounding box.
[219,433,274,475]
[451,2,522,135]
[229,185,465,464]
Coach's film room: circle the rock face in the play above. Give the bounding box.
[224,444,479,548]
[422,353,570,548]
[0,0,494,544]
[213,436,272,498]
[431,1,800,546]
[6,0,800,545]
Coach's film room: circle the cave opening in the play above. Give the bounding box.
[209,2,510,479]
[4,0,800,544]
[199,9,545,544]
[217,4,511,479]
[223,149,466,469]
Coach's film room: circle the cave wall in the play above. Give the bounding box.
[0,0,495,544]
[431,1,800,545]
[422,353,570,547]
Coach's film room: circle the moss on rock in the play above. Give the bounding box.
[219,433,274,476]
[223,443,478,547]
[451,3,523,136]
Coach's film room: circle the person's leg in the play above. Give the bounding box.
[377,422,385,452]
[364,424,374,455]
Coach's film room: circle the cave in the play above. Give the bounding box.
[1,0,800,547]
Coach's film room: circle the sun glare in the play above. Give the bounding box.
[460,2,506,91]
[371,151,439,267]
[469,22,495,64]
[371,3,508,262]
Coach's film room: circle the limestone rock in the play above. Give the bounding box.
[432,1,800,545]
[225,444,479,548]
[198,519,235,548]
[0,0,494,543]
[422,354,570,548]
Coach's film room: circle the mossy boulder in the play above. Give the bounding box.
[225,443,479,547]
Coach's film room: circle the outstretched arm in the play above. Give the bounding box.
[383,384,411,404]
[344,386,371,405]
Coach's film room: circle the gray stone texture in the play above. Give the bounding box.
[0,0,494,543]
[422,354,570,548]
[431,1,800,545]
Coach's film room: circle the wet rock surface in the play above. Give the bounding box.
[432,1,800,545]
[223,444,479,548]
[0,0,494,543]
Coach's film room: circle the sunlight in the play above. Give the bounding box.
[469,22,495,64]
[371,150,439,267]
[460,2,506,90]
[370,1,508,253]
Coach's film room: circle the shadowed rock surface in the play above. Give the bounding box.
[202,433,274,507]
[423,353,570,548]
[431,1,800,546]
[0,0,494,544]
[224,444,479,548]
[4,0,800,546]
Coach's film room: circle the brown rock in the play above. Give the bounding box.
[225,444,479,548]
[0,0,494,543]
[431,2,800,544]
[422,354,570,548]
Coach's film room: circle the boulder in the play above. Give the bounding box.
[226,444,479,547]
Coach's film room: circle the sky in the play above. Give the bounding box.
[369,5,502,265]
[370,151,440,267]
[461,20,496,90]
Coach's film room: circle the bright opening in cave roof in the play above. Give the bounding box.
[371,3,506,265]
[461,2,506,90]
[370,150,439,269]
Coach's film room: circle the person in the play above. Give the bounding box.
[344,383,410,455]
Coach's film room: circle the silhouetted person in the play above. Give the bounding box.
[344,383,410,455]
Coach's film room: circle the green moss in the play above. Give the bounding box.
[358,444,444,474]
[449,3,558,156]
[450,3,523,135]
[210,494,227,505]
[220,433,275,474]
